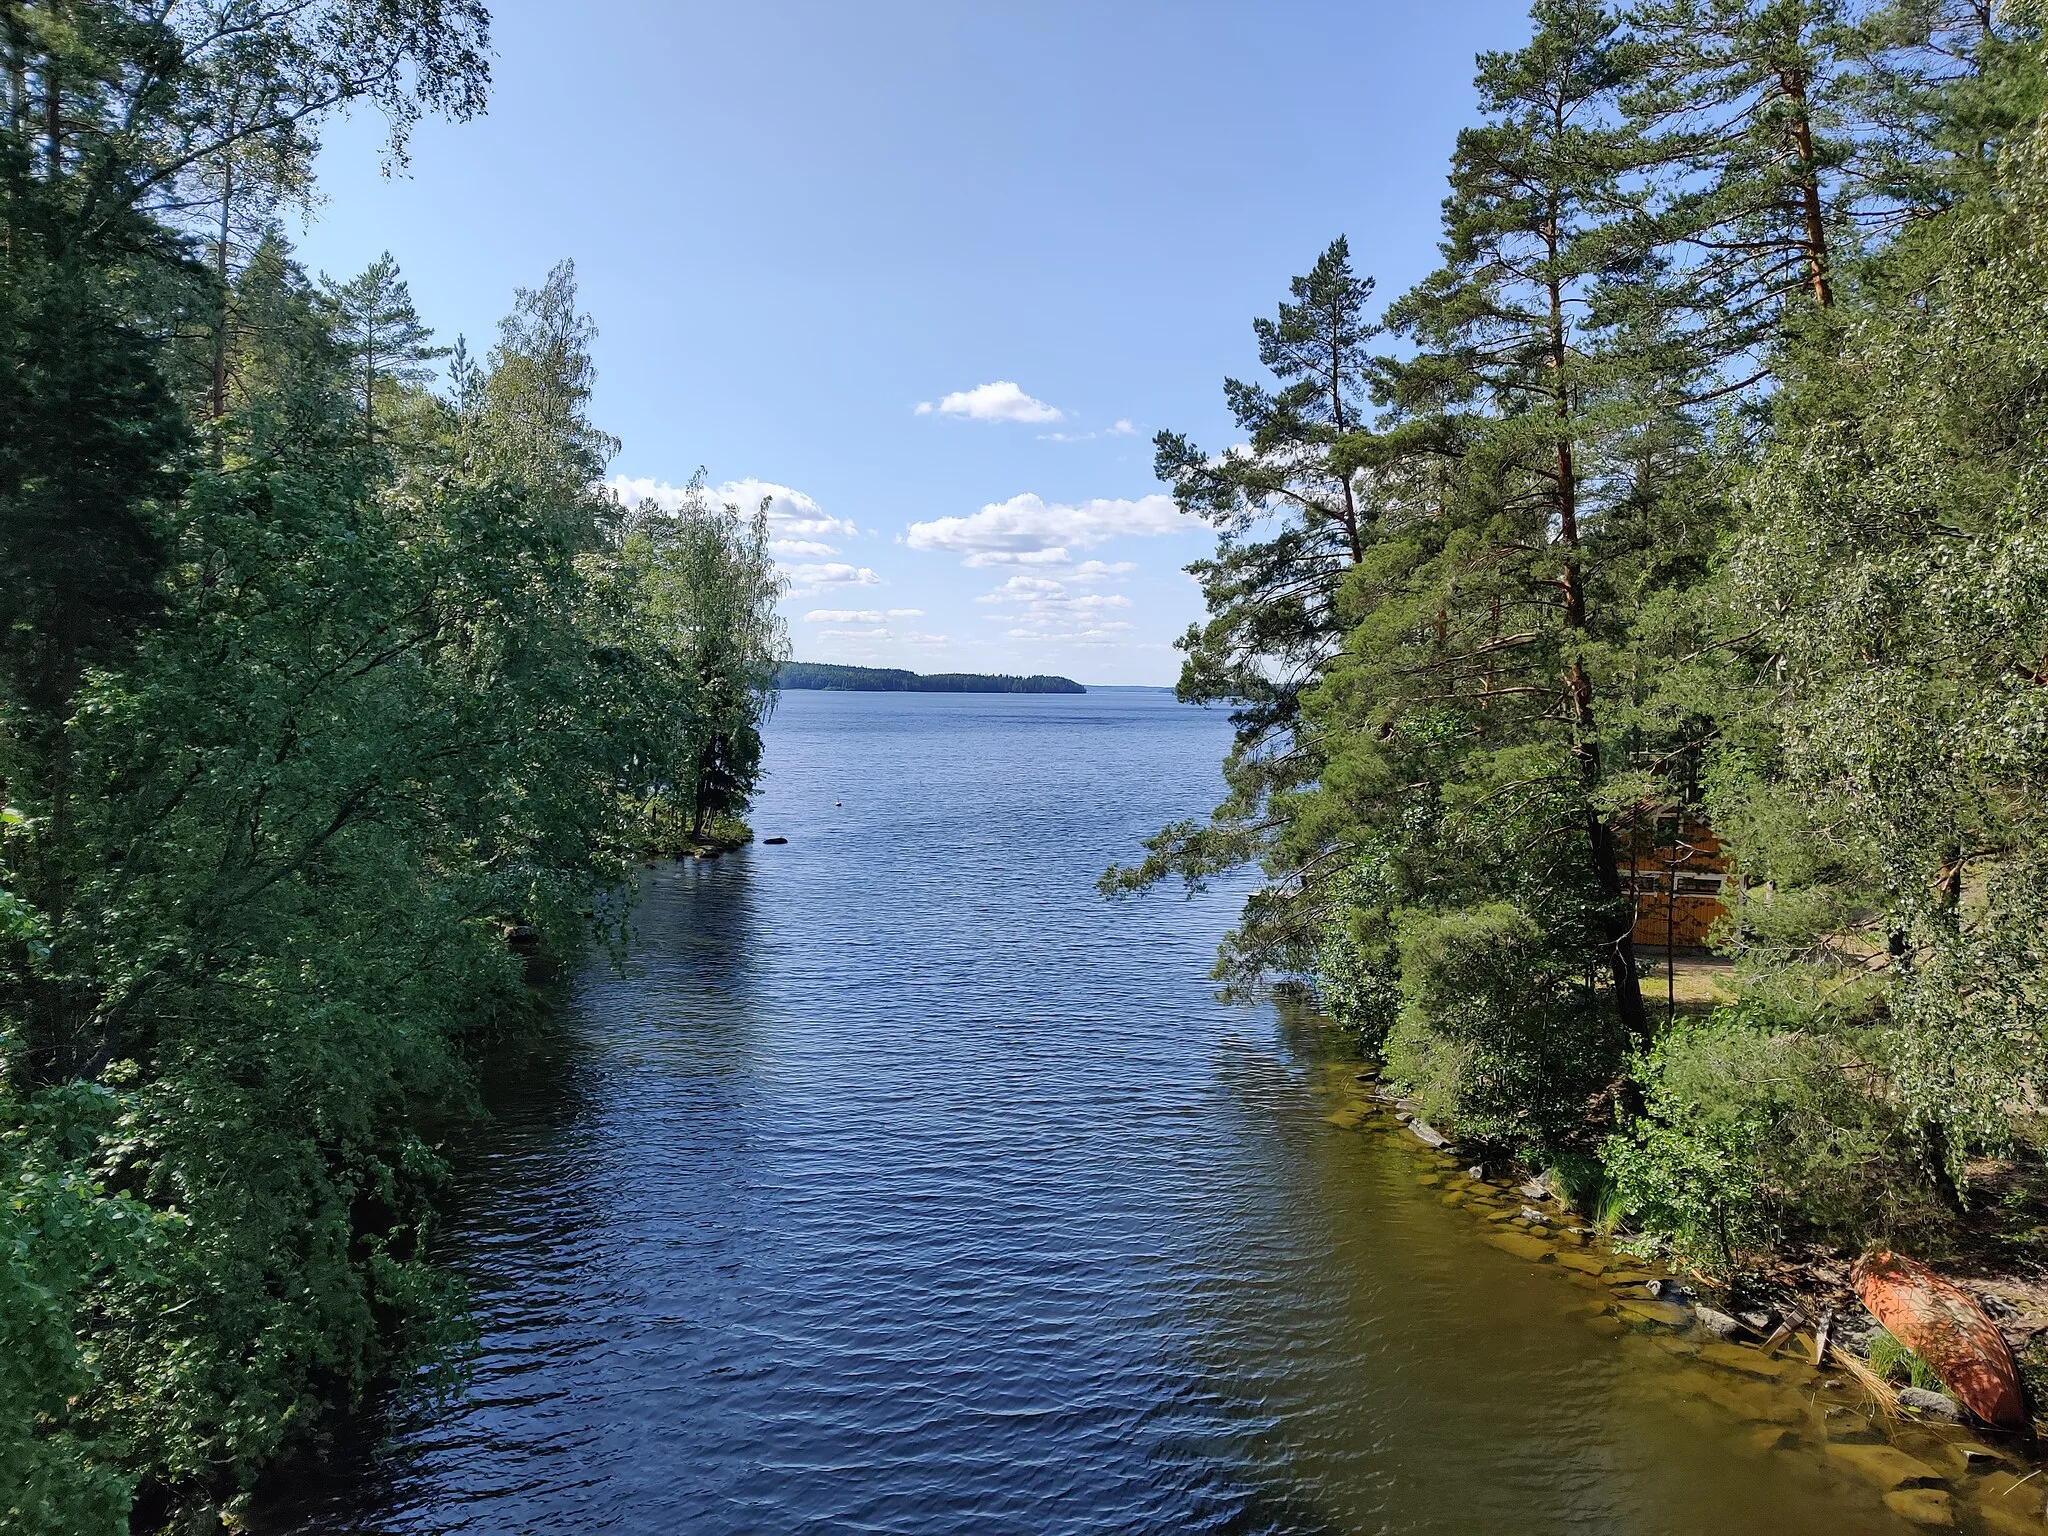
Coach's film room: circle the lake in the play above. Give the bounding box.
[259,686,1919,1534]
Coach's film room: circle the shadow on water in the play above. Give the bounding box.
[256,691,1915,1535]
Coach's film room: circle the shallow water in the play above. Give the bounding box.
[258,687,1933,1535]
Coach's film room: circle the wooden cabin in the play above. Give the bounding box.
[1621,813,1730,950]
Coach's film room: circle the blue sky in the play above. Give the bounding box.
[294,0,1533,684]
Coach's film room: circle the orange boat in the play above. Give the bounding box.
[1851,1251,2027,1429]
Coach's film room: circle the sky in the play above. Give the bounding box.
[293,0,1534,685]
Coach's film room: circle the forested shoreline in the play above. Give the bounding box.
[1114,0,2048,1312]
[778,662,1085,693]
[0,5,785,1529]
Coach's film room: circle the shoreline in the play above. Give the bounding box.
[1317,1056,2047,1532]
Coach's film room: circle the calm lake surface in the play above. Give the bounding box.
[262,687,1915,1535]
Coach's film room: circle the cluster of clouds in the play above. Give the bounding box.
[974,572,1134,643]
[906,491,1180,567]
[611,377,1191,658]
[914,380,1135,444]
[902,491,1186,646]
[607,474,880,597]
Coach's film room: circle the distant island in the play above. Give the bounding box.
[779,662,1085,694]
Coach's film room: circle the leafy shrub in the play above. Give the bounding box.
[1603,1008,1952,1274]
[1385,902,1627,1154]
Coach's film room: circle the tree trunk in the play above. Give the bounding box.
[1548,255,1649,1052]
[1783,73,1833,309]
[210,155,233,460]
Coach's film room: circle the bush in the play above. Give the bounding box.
[1385,902,1627,1154]
[1603,1008,1952,1274]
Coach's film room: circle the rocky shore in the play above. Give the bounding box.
[1320,1060,2048,1532]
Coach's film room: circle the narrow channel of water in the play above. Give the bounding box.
[259,688,1930,1534]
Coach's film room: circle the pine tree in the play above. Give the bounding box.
[1619,0,1857,387]
[1102,238,1382,981]
[1372,0,1657,1053]
[325,252,448,440]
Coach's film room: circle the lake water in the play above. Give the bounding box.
[259,687,1926,1534]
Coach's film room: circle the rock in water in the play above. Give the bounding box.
[763,836,788,845]
[1895,1387,1963,1421]
[1696,1306,1744,1340]
[1852,1250,2026,1429]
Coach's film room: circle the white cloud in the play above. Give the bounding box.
[608,476,858,543]
[977,574,1066,603]
[1039,417,1139,444]
[906,492,1183,558]
[961,547,1075,569]
[771,538,839,558]
[1070,560,1136,583]
[1004,623,1134,643]
[802,607,926,623]
[975,571,1134,643]
[786,562,881,596]
[913,381,1063,424]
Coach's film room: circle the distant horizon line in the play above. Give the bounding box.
[782,659,1173,691]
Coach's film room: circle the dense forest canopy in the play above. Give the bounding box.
[1113,0,2048,1278]
[0,4,785,1529]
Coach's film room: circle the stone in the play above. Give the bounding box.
[1616,1298,1696,1328]
[1953,1445,2003,1474]
[1468,1164,1487,1181]
[1696,1306,1744,1339]
[762,836,788,845]
[1483,1231,1556,1264]
[1487,1207,1521,1223]
[1520,1179,1552,1200]
[1977,1497,2047,1536]
[1698,1340,1797,1381]
[1822,1407,1885,1445]
[1744,1424,1801,1454]
[1882,1488,1956,1527]
[1440,1191,1468,1207]
[1896,1387,1963,1422]
[1555,1251,1606,1276]
[1520,1205,1550,1225]
[1825,1440,1948,1491]
[1408,1119,1451,1148]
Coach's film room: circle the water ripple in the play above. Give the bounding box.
[258,691,1909,1536]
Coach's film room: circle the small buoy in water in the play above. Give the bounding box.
[835,799,842,807]
[763,836,788,845]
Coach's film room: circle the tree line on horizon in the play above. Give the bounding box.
[1112,0,2048,1282]
[0,4,785,1528]
[778,661,1086,693]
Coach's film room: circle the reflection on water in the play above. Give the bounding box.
[257,689,1914,1535]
